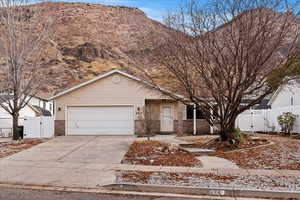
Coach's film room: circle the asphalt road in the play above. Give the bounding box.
[0,187,195,200]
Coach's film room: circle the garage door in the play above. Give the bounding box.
[67,106,134,135]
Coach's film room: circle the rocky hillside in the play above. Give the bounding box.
[27,2,173,98]
[0,2,298,98]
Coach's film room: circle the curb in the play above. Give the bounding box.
[0,183,267,200]
[104,183,300,199]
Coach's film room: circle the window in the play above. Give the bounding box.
[186,105,205,119]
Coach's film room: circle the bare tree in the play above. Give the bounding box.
[134,0,300,142]
[137,105,157,141]
[0,0,55,140]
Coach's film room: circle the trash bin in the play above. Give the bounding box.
[17,126,24,139]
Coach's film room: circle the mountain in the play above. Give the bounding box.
[0,2,298,99]
[26,2,173,98]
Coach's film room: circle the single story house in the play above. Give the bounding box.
[49,69,211,136]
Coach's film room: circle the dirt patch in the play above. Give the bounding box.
[217,135,300,170]
[121,141,202,167]
[0,139,46,158]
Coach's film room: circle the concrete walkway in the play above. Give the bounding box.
[0,136,134,188]
[197,156,239,169]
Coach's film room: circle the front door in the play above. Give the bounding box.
[161,105,174,132]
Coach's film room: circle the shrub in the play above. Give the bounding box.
[277,112,297,135]
[231,128,243,144]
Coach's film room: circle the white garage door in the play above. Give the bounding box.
[67,106,134,135]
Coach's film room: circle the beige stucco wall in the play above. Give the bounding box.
[54,72,178,120]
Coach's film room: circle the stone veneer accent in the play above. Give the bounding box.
[134,120,160,136]
[182,119,210,134]
[55,120,65,136]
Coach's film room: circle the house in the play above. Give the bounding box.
[29,96,54,116]
[268,80,300,109]
[0,95,53,136]
[49,69,210,136]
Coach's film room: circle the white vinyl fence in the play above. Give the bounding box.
[236,105,300,133]
[0,118,25,137]
[24,117,54,138]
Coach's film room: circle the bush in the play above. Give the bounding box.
[231,128,243,144]
[277,112,297,135]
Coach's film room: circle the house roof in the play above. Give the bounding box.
[31,105,52,116]
[268,79,300,106]
[49,69,186,101]
[254,99,271,110]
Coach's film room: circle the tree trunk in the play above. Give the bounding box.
[12,112,19,140]
[219,119,236,141]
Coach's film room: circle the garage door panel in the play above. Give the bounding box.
[67,106,134,135]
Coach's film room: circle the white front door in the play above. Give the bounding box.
[161,105,174,132]
[67,106,134,135]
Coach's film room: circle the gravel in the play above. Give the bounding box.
[117,171,300,192]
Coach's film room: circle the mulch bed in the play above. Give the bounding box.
[216,135,300,170]
[0,139,45,158]
[203,135,270,152]
[121,141,202,167]
[179,134,270,152]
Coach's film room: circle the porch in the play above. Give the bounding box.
[134,99,211,136]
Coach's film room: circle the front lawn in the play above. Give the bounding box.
[178,134,300,170]
[0,139,46,158]
[121,141,202,167]
[217,135,300,170]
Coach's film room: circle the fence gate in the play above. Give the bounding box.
[24,117,54,138]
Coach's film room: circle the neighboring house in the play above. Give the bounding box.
[268,80,300,109]
[0,95,53,135]
[49,69,210,136]
[29,96,54,115]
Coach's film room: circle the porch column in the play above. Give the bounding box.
[193,103,197,135]
[177,102,184,136]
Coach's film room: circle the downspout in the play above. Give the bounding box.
[193,103,197,135]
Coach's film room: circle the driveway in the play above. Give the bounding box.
[0,136,134,188]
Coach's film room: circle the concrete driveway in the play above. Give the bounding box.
[0,136,134,188]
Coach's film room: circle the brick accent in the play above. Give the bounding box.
[55,120,65,136]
